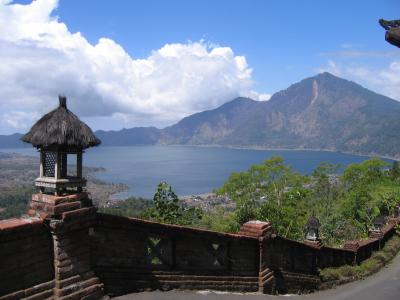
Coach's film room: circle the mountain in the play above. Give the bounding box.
[160,97,265,145]
[95,127,161,146]
[1,73,400,159]
[160,72,400,158]
[0,133,27,148]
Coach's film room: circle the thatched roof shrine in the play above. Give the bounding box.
[21,96,101,149]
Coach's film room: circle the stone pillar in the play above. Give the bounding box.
[49,207,105,299]
[239,220,275,294]
[29,192,92,219]
[54,152,62,195]
[77,153,83,193]
[39,151,44,178]
[55,152,62,180]
[343,241,359,265]
[28,192,107,299]
[77,153,83,179]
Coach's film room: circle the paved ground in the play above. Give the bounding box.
[114,254,400,300]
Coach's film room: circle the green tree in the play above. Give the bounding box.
[0,188,33,220]
[312,162,341,218]
[208,156,398,245]
[378,191,399,217]
[341,187,380,235]
[342,158,388,188]
[98,197,153,217]
[389,161,400,181]
[257,187,309,240]
[218,156,305,207]
[146,182,202,225]
[217,156,308,236]
[152,182,180,223]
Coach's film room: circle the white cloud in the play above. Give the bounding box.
[317,59,400,101]
[320,50,399,58]
[258,93,271,101]
[317,60,342,76]
[0,0,262,134]
[245,90,271,101]
[0,110,40,132]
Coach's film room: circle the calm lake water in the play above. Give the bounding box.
[0,145,384,199]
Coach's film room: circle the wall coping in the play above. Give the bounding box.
[0,217,43,233]
[0,214,398,250]
[343,220,398,251]
[97,213,259,241]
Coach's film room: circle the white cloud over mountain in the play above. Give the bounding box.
[317,59,400,102]
[0,0,266,134]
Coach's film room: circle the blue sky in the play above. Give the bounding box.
[0,0,399,134]
[56,0,400,93]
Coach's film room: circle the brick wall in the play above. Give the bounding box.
[259,218,399,293]
[0,212,398,299]
[0,218,54,299]
[91,213,260,296]
[262,236,321,293]
[317,246,355,268]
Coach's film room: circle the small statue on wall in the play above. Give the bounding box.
[306,214,320,241]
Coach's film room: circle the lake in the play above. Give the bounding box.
[0,145,384,199]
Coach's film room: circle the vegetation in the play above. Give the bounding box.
[320,232,400,282]
[144,182,202,226]
[0,187,33,219]
[214,156,400,245]
[101,182,203,226]
[2,151,400,248]
[98,156,400,247]
[98,197,153,217]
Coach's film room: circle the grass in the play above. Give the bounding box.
[320,231,400,283]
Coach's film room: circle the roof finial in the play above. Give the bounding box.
[59,95,67,108]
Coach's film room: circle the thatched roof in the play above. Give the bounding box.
[379,19,400,48]
[21,96,101,149]
[386,27,400,48]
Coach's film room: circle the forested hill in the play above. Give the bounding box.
[2,72,400,159]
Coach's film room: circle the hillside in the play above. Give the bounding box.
[1,72,400,158]
[96,127,161,146]
[0,133,26,148]
[160,72,400,158]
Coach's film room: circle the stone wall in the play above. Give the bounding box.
[0,218,54,299]
[260,218,399,293]
[0,193,106,300]
[263,236,321,293]
[91,213,260,297]
[0,209,399,299]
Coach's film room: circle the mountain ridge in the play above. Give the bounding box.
[1,72,400,159]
